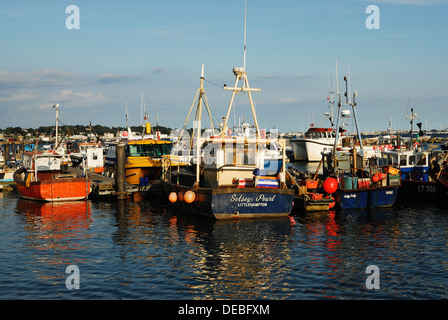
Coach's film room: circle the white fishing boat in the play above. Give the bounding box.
[162,63,294,219]
[291,126,343,161]
[70,142,105,174]
[290,60,346,162]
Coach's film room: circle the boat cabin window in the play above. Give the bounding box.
[416,153,427,166]
[306,130,333,139]
[126,143,173,157]
[408,155,416,166]
[210,142,256,166]
[383,153,399,165]
[400,155,407,166]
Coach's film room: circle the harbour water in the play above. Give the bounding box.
[1,162,447,301]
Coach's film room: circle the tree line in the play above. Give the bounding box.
[0,124,173,139]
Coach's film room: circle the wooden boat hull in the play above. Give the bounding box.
[14,168,90,202]
[433,175,448,201]
[162,181,294,220]
[399,179,437,199]
[334,186,399,210]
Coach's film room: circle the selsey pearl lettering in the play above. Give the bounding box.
[230,194,276,202]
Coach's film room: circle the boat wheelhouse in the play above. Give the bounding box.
[70,142,104,174]
[380,141,437,198]
[104,139,174,186]
[290,127,341,162]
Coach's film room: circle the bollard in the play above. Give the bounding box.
[115,143,126,200]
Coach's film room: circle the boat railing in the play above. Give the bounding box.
[334,165,401,190]
[161,154,190,182]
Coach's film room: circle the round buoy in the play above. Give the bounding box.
[168,192,177,203]
[372,173,380,183]
[379,173,387,180]
[323,177,338,194]
[184,190,196,203]
[325,195,336,209]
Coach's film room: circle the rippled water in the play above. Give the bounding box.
[0,181,447,300]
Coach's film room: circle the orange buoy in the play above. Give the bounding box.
[372,173,380,183]
[325,195,336,209]
[168,192,177,203]
[379,173,387,180]
[323,177,338,194]
[184,190,196,203]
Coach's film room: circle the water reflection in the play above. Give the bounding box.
[100,198,447,299]
[16,199,92,248]
[14,199,92,291]
[163,212,296,299]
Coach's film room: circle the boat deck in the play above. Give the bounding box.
[67,167,141,197]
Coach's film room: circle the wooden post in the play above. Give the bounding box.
[5,143,10,163]
[116,143,126,200]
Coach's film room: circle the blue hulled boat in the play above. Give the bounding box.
[161,65,294,219]
[320,74,399,210]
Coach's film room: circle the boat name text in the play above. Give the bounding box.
[230,194,276,204]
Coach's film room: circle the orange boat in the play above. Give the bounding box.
[14,151,90,202]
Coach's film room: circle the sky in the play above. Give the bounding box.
[0,0,447,133]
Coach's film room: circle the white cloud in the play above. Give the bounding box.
[40,89,110,109]
[0,69,112,126]
[278,97,299,104]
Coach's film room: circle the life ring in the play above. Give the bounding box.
[413,142,419,149]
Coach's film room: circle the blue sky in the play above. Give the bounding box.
[0,0,447,133]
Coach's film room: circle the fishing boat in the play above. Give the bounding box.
[161,65,294,219]
[70,142,105,174]
[433,152,448,200]
[378,134,437,199]
[286,167,336,212]
[290,60,346,162]
[320,75,400,210]
[378,109,441,199]
[13,104,90,202]
[104,138,175,187]
[291,127,344,162]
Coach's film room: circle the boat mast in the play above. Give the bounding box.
[53,103,59,149]
[194,65,205,186]
[406,107,417,145]
[175,64,215,146]
[221,0,261,138]
[333,91,342,158]
[243,0,247,71]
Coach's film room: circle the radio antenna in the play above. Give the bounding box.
[243,0,247,70]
